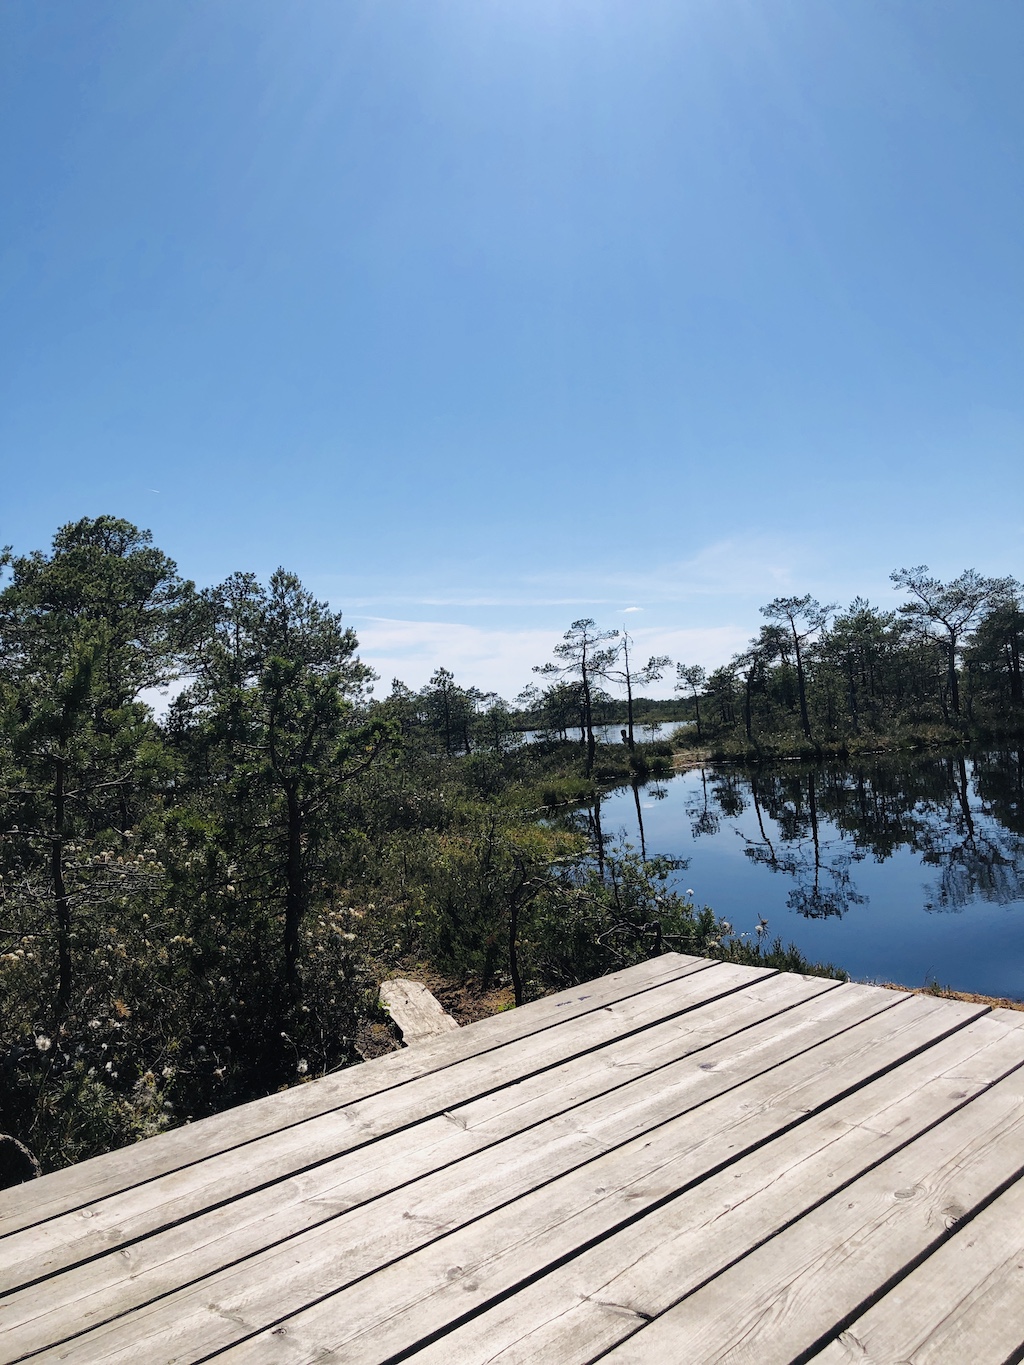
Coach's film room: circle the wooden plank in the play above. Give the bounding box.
[57,990,961,1365]
[0,971,843,1357]
[402,1006,1024,1365]
[11,977,895,1364]
[0,959,767,1294]
[0,952,712,1238]
[205,997,992,1365]
[810,1168,1024,1364]
[599,1029,1024,1364]
[379,980,459,1045]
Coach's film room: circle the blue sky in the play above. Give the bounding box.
[2,0,1022,697]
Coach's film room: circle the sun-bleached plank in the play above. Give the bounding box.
[402,1006,1024,1365]
[0,952,712,1238]
[0,969,836,1356]
[600,1027,1024,1365]
[379,980,459,1045]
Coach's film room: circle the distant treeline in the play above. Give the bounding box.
[423,571,1024,762]
[671,576,1024,756]
[519,695,688,731]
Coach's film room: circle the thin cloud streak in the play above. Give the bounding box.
[354,617,748,698]
[325,536,806,612]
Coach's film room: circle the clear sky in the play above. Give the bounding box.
[2,1,1022,697]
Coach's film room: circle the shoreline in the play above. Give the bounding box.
[876,981,1024,1012]
[673,731,1024,767]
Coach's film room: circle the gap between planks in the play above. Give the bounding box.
[0,959,783,1299]
[1,969,860,1361]
[23,986,980,1365]
[0,953,714,1240]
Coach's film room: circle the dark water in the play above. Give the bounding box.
[595,749,1024,1000]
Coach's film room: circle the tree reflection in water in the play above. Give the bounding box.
[686,768,720,839]
[681,750,1024,920]
[629,780,669,862]
[915,753,1024,911]
[740,770,867,920]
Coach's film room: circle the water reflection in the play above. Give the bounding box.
[519,721,685,746]
[673,752,1024,918]
[687,770,720,839]
[916,754,1024,912]
[593,748,1024,998]
[741,771,867,920]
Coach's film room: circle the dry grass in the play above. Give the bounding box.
[671,749,712,772]
[878,981,1024,1012]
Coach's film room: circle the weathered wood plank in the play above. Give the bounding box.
[224,995,988,1365]
[0,959,763,1295]
[379,980,459,1045]
[402,1006,1024,1365]
[0,969,834,1355]
[599,1030,1024,1364]
[0,952,711,1238]
[810,1167,1024,1364]
[7,968,1016,1365]
[80,990,958,1365]
[12,977,893,1364]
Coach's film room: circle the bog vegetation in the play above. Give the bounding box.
[3,518,1021,1170]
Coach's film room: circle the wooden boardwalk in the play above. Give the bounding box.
[3,954,1024,1363]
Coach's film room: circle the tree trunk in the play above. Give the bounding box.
[284,787,304,987]
[793,633,812,739]
[1011,632,1023,706]
[807,771,822,895]
[582,670,596,776]
[947,634,961,717]
[508,893,524,1008]
[938,676,950,723]
[51,757,72,1015]
[632,779,647,860]
[955,754,975,841]
[591,791,605,880]
[751,775,777,867]
[622,635,635,750]
[846,657,859,732]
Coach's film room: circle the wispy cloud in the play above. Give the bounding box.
[354,618,560,697]
[354,617,748,698]
[532,537,804,604]
[323,536,805,612]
